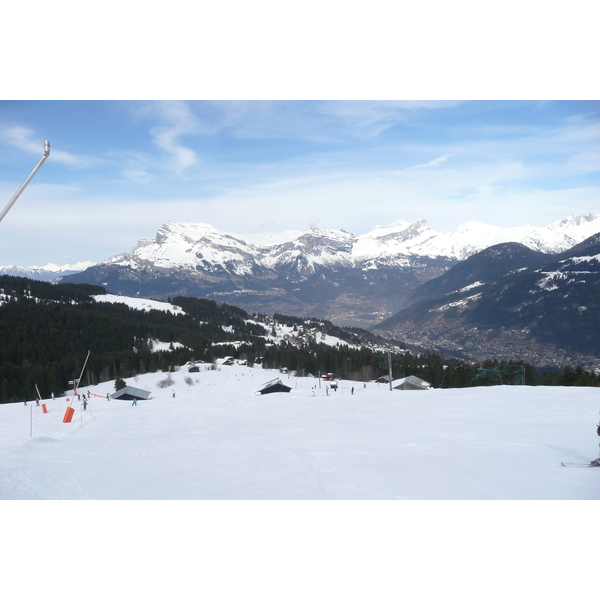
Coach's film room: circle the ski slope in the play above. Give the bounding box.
[2,362,599,500]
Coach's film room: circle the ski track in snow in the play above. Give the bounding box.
[1,364,600,500]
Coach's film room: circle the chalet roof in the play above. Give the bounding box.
[391,375,432,390]
[110,386,151,400]
[255,378,292,395]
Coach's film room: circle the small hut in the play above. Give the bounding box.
[110,386,151,401]
[255,378,292,395]
[391,375,432,391]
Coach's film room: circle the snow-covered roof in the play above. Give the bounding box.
[392,376,432,390]
[110,386,151,400]
[255,378,292,395]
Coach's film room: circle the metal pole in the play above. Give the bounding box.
[0,141,50,225]
[388,351,393,391]
[75,351,91,394]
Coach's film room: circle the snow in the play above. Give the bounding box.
[458,280,485,292]
[0,260,96,272]
[92,293,186,315]
[2,363,599,501]
[434,293,483,311]
[569,253,600,264]
[149,339,186,352]
[96,212,600,276]
[3,364,597,598]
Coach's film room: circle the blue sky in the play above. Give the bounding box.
[1,100,599,266]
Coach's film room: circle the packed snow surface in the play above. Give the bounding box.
[2,363,599,500]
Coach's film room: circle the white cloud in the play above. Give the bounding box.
[145,101,200,171]
[0,125,95,167]
[123,169,153,183]
[409,154,452,169]
[567,151,600,175]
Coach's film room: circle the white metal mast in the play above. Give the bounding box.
[0,140,50,225]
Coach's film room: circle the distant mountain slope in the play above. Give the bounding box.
[58,214,600,326]
[374,234,600,368]
[0,274,406,403]
[403,242,552,307]
[0,261,96,282]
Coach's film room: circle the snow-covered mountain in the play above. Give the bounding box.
[374,232,600,368]
[0,261,97,282]
[354,213,600,261]
[59,213,600,326]
[88,213,600,274]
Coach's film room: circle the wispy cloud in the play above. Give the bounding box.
[0,125,95,167]
[317,100,462,138]
[123,169,153,183]
[143,101,200,171]
[133,100,463,147]
[409,154,452,169]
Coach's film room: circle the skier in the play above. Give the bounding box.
[132,397,138,406]
[83,398,88,411]
[589,422,600,466]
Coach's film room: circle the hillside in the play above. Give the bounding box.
[374,234,600,368]
[2,362,600,500]
[0,274,411,404]
[59,213,600,326]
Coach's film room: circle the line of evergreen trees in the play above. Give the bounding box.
[1,275,599,404]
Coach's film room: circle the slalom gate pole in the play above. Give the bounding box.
[30,404,32,438]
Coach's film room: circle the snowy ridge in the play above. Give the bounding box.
[0,261,97,282]
[92,293,186,315]
[97,213,600,275]
[88,293,373,352]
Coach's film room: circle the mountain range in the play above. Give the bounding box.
[57,213,600,327]
[0,261,96,282]
[373,233,600,369]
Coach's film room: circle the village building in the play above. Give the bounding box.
[110,386,152,401]
[391,376,432,391]
[254,378,292,395]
